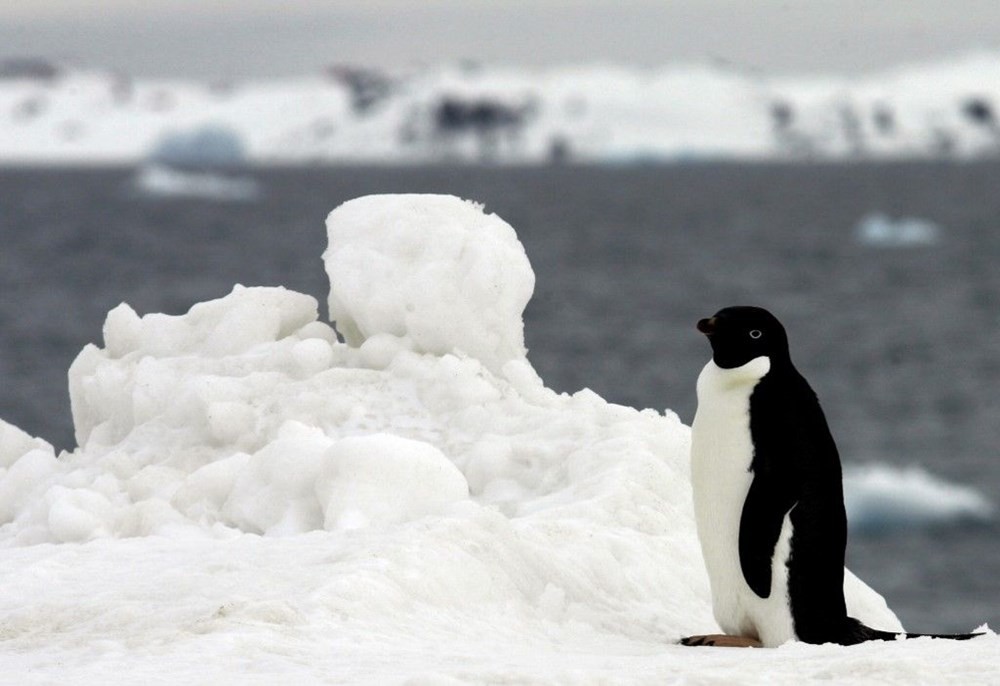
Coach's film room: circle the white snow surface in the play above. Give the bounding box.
[4,53,1000,164]
[0,195,996,682]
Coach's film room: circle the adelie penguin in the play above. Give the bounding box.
[681,306,984,648]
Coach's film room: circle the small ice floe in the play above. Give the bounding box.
[854,212,942,247]
[844,463,994,534]
[132,163,260,201]
[148,125,247,168]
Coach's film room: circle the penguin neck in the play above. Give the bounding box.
[699,355,773,395]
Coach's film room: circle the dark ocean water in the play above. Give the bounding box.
[1,163,998,633]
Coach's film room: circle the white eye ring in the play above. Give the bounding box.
[749,329,763,339]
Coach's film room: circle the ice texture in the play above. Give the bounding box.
[324,194,534,373]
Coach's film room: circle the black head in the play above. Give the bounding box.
[696,306,791,369]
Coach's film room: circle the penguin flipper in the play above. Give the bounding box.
[739,475,796,598]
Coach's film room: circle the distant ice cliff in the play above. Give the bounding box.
[2,54,1000,165]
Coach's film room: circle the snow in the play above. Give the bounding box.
[3,53,1000,164]
[324,195,534,373]
[0,194,996,682]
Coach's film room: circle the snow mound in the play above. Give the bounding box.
[844,463,994,534]
[324,194,534,373]
[26,272,693,547]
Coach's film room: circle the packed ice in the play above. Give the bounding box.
[0,194,994,682]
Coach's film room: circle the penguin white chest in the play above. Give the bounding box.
[690,357,796,646]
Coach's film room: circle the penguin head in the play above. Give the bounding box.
[697,306,790,370]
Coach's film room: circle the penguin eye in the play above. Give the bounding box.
[748,329,763,339]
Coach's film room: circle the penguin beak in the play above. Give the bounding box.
[697,317,717,335]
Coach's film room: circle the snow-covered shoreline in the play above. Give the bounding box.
[2,53,1000,166]
[0,194,994,682]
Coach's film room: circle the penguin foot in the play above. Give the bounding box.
[680,634,763,648]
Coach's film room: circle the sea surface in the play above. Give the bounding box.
[1,163,998,633]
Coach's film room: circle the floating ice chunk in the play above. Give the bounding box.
[855,212,942,247]
[844,463,994,533]
[324,194,534,374]
[133,164,260,201]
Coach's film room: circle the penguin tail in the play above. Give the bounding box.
[845,617,985,644]
[900,631,984,641]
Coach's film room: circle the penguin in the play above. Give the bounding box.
[681,306,983,648]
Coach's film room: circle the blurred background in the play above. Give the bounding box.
[1,1,998,632]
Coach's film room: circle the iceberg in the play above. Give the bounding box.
[0,195,993,682]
